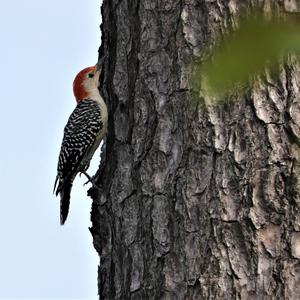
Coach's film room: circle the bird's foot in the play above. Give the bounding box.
[81,171,102,191]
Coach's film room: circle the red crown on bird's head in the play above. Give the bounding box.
[73,66,96,102]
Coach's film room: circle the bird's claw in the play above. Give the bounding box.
[81,171,102,191]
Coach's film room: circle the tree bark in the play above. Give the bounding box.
[90,0,300,299]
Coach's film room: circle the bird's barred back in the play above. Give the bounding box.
[57,99,103,180]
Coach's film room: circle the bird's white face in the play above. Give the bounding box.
[82,67,101,92]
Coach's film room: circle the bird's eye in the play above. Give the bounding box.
[88,73,94,78]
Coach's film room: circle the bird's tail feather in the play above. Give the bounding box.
[54,178,73,225]
[59,180,72,225]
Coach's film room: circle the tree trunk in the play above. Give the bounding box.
[90,0,300,299]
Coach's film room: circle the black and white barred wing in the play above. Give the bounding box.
[55,99,102,187]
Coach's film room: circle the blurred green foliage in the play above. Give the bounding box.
[199,13,300,98]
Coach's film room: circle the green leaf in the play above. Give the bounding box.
[199,14,300,98]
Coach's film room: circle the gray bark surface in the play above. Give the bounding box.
[90,0,300,299]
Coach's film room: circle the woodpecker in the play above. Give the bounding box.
[54,65,108,225]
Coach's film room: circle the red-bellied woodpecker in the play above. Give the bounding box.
[54,65,108,225]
